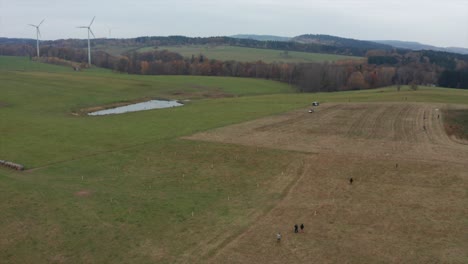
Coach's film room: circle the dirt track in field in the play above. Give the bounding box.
[185,103,468,263]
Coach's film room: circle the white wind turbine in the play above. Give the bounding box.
[106,25,119,38]
[28,19,45,57]
[107,25,113,38]
[78,16,96,66]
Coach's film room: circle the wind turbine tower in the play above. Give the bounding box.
[78,17,96,66]
[28,19,45,57]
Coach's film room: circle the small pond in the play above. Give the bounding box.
[88,100,183,116]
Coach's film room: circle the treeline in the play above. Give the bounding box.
[107,50,399,91]
[82,48,468,90]
[115,50,299,82]
[1,44,468,90]
[0,44,34,56]
[97,51,401,91]
[292,34,393,50]
[366,49,468,70]
[438,70,468,89]
[79,49,448,91]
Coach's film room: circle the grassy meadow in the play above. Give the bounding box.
[138,45,364,63]
[94,44,142,56]
[1,56,467,263]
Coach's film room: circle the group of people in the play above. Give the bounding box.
[276,224,305,242]
[276,177,360,242]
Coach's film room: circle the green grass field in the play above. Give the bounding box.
[138,45,363,63]
[1,56,467,263]
[94,44,142,56]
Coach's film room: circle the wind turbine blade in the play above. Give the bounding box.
[89,28,96,38]
[89,16,95,27]
[38,19,45,27]
[77,26,88,28]
[28,24,37,27]
[38,28,41,38]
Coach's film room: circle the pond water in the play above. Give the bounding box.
[88,100,183,116]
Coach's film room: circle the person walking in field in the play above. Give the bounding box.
[277,232,282,242]
[300,224,304,233]
[294,224,299,233]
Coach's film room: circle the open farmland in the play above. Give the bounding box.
[1,56,467,263]
[139,45,363,63]
[187,102,468,263]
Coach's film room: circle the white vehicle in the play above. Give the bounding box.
[312,101,320,106]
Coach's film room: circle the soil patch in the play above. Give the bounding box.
[186,103,468,164]
[443,109,468,140]
[74,190,92,197]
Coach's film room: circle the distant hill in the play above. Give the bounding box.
[292,34,392,51]
[374,40,468,55]
[446,47,468,55]
[232,34,468,55]
[230,34,291,42]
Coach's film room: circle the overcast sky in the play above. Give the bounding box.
[1,0,467,48]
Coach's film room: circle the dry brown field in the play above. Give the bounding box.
[186,102,468,263]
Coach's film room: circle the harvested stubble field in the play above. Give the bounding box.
[186,102,468,263]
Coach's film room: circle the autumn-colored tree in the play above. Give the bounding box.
[210,60,223,76]
[280,63,291,82]
[140,61,150,74]
[347,71,367,90]
[115,56,129,73]
[364,70,378,88]
[149,60,164,75]
[376,67,396,87]
[171,60,188,75]
[326,64,347,91]
[296,63,324,92]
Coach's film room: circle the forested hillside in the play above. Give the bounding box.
[1,36,467,90]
